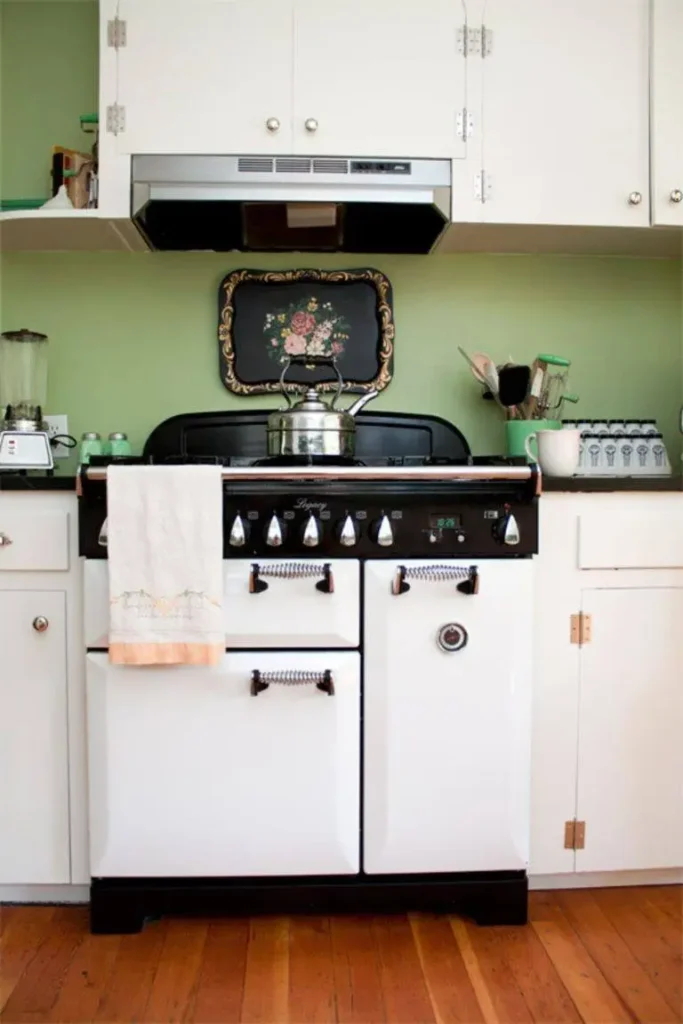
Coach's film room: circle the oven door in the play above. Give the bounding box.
[363,559,533,874]
[87,651,360,877]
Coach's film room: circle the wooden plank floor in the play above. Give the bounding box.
[0,887,681,1023]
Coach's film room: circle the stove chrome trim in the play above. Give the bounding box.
[84,465,539,483]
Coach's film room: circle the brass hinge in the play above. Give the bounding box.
[564,819,586,850]
[570,612,592,645]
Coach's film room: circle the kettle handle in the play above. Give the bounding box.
[278,355,345,408]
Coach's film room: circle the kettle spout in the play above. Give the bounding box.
[347,389,379,417]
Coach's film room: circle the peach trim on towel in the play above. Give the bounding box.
[109,642,224,666]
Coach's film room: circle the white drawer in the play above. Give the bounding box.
[0,510,69,571]
[578,510,683,569]
[84,558,360,648]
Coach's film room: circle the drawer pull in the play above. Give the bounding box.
[32,616,49,632]
[249,562,334,594]
[250,669,334,696]
[392,564,479,596]
[0,532,13,548]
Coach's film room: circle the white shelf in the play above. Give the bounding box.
[0,208,147,253]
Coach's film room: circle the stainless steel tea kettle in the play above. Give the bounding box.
[267,356,378,457]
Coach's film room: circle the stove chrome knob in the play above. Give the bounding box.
[265,514,284,547]
[497,512,520,546]
[373,514,394,547]
[302,512,321,548]
[338,514,357,547]
[229,513,247,547]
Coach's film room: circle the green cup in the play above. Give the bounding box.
[506,419,561,460]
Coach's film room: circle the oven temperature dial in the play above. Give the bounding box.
[494,510,521,546]
[265,514,286,547]
[370,514,394,547]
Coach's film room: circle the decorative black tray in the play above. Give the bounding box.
[218,267,395,395]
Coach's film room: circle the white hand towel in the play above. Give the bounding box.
[107,465,224,666]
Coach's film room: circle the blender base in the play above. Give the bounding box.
[0,431,54,471]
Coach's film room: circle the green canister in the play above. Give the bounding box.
[79,432,103,464]
[107,432,132,457]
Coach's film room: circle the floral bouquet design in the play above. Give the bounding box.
[264,296,350,363]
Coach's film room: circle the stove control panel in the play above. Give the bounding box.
[220,495,538,559]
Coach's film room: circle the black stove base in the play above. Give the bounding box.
[90,871,528,934]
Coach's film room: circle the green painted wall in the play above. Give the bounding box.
[1,252,681,460]
[0,0,98,200]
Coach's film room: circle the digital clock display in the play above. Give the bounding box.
[429,514,462,530]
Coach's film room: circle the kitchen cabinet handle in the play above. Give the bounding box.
[32,616,49,632]
[251,669,334,696]
[392,564,479,596]
[627,191,643,205]
[670,189,683,204]
[249,562,334,594]
[265,117,280,133]
[304,117,319,133]
[0,531,13,547]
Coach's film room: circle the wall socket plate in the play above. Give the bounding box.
[44,415,71,459]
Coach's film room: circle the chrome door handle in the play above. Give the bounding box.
[251,669,334,695]
[32,616,49,632]
[0,532,13,547]
[249,562,334,594]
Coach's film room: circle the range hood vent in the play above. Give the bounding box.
[131,155,451,254]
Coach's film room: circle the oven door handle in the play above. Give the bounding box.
[249,562,334,594]
[250,669,335,696]
[392,564,479,596]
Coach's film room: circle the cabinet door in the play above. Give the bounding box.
[292,0,466,158]
[87,651,360,876]
[651,0,683,226]
[117,0,294,155]
[466,0,649,226]
[363,560,533,874]
[576,588,683,871]
[0,591,69,883]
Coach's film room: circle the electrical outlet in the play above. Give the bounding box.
[44,414,71,459]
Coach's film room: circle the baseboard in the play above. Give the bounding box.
[0,884,89,904]
[530,868,683,890]
[1,871,680,906]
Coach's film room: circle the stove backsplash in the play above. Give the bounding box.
[1,251,681,463]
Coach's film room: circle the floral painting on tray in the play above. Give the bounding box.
[218,268,395,395]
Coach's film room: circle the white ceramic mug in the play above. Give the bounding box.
[524,428,581,477]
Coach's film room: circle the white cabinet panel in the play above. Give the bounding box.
[578,509,683,569]
[363,560,533,875]
[87,651,360,876]
[466,0,649,226]
[117,0,294,155]
[292,0,466,158]
[0,510,69,571]
[0,591,69,884]
[651,0,683,226]
[84,558,360,648]
[576,587,683,872]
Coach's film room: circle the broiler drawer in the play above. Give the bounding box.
[84,558,360,648]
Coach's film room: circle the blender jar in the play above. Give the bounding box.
[0,328,49,428]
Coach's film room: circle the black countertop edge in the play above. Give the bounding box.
[0,474,77,492]
[543,476,683,493]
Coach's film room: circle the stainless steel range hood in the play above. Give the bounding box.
[131,155,451,254]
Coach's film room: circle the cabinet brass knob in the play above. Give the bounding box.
[32,616,49,633]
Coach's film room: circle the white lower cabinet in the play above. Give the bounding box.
[363,560,533,875]
[0,590,70,883]
[87,650,360,877]
[576,586,683,872]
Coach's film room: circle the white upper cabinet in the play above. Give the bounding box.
[461,0,650,227]
[651,0,683,226]
[292,0,466,157]
[116,0,294,155]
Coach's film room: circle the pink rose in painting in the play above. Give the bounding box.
[291,311,316,336]
[284,333,307,355]
[271,338,278,346]
[331,341,343,355]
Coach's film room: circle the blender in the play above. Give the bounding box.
[0,328,53,470]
